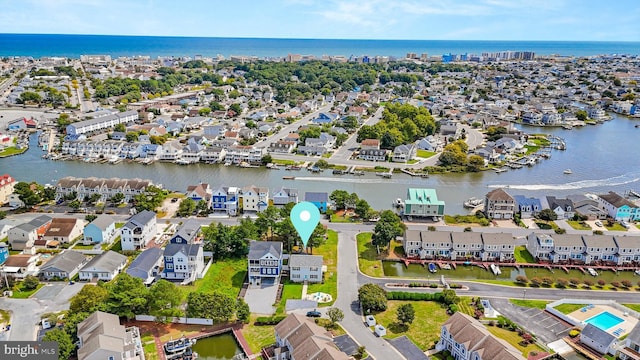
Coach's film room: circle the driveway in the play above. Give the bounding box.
[244,282,278,315]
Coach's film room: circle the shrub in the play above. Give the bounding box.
[583,279,594,287]
[515,275,528,284]
[611,281,621,288]
[448,304,458,314]
[621,280,632,288]
[255,315,286,325]
[541,277,554,286]
[597,279,606,287]
[530,277,541,287]
[449,284,462,289]
[569,278,581,286]
[556,278,569,288]
[569,329,580,338]
[429,283,438,288]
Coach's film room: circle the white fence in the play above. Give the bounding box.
[135,315,213,325]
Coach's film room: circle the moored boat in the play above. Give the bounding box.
[563,169,573,174]
[463,197,483,208]
[428,263,437,273]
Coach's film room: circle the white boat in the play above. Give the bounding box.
[587,268,598,276]
[490,264,501,275]
[393,198,404,208]
[463,197,483,208]
[635,269,640,276]
[164,337,196,354]
[441,263,452,270]
[563,169,573,174]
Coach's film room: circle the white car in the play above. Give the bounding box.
[594,221,602,227]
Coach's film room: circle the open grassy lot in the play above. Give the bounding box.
[417,150,436,158]
[0,146,27,157]
[307,230,338,306]
[485,325,545,357]
[242,315,276,353]
[185,258,246,298]
[553,303,585,314]
[357,232,384,277]
[605,223,628,231]
[276,282,303,314]
[10,283,45,299]
[374,300,449,351]
[514,246,535,263]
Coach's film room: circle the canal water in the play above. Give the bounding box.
[2,113,639,214]
[190,333,242,360]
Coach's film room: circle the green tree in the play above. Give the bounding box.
[70,285,109,313]
[255,206,281,240]
[114,123,127,132]
[371,210,405,249]
[62,311,90,342]
[125,131,139,142]
[358,283,387,313]
[103,274,149,319]
[22,275,39,290]
[198,107,212,116]
[110,192,125,204]
[261,154,273,165]
[19,91,42,104]
[396,303,415,325]
[85,214,98,223]
[13,181,42,207]
[537,208,558,221]
[575,110,588,121]
[330,190,350,210]
[442,289,459,305]
[342,116,359,130]
[69,199,82,210]
[229,103,242,115]
[56,113,72,132]
[196,200,209,215]
[354,199,372,220]
[186,292,236,322]
[177,198,196,217]
[306,223,327,254]
[327,307,344,324]
[146,280,183,322]
[467,155,485,172]
[42,328,74,360]
[236,298,250,323]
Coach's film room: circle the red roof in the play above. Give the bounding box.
[24,118,37,126]
[0,174,14,187]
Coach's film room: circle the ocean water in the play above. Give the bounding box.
[1,33,639,59]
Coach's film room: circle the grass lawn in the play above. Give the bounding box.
[534,221,558,230]
[0,309,10,323]
[622,304,640,313]
[509,299,550,309]
[0,146,27,157]
[143,342,159,360]
[356,233,384,277]
[330,213,362,223]
[485,325,545,357]
[514,246,536,263]
[567,221,592,230]
[276,282,303,314]
[307,230,338,306]
[455,297,476,317]
[444,214,490,226]
[184,258,247,298]
[605,223,628,231]
[315,319,347,337]
[553,303,585,314]
[243,315,276,353]
[73,243,97,250]
[416,149,436,158]
[374,300,449,351]
[272,159,297,165]
[11,283,45,299]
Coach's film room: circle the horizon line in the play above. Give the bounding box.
[1,32,640,43]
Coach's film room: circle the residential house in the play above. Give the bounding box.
[211,186,239,215]
[162,242,205,283]
[66,110,138,136]
[417,135,443,152]
[170,219,200,244]
[312,112,339,124]
[392,144,417,163]
[225,145,266,165]
[120,210,157,251]
[403,230,452,259]
[200,147,226,162]
[79,251,128,281]
[582,235,617,264]
[614,236,640,266]
[0,174,15,205]
[269,140,296,154]
[436,312,524,360]
[304,192,329,213]
[248,240,282,286]
[186,183,212,208]
[480,233,515,262]
[619,321,640,360]
[289,254,324,283]
[597,192,640,222]
[360,139,380,150]
[0,243,7,265]
[83,214,117,245]
[358,148,387,161]
[567,194,608,220]
[272,188,298,207]
[242,186,269,213]
[525,233,555,262]
[484,188,516,219]
[450,232,483,260]
[40,250,87,280]
[126,247,163,285]
[527,233,587,264]
[8,215,52,251]
[55,177,154,203]
[269,313,349,360]
[513,195,542,219]
[42,218,84,245]
[1,254,40,278]
[546,196,575,220]
[403,188,445,218]
[581,323,617,356]
[158,141,183,161]
[76,311,145,360]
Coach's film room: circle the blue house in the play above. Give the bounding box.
[312,113,339,125]
[247,241,282,286]
[211,186,239,216]
[513,195,542,219]
[0,243,8,265]
[83,214,117,245]
[170,220,201,244]
[304,192,329,213]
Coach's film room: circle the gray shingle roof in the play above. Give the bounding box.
[248,240,282,260]
[81,250,127,273]
[289,254,323,267]
[305,192,328,203]
[581,323,616,348]
[163,243,202,257]
[126,248,163,279]
[126,210,156,228]
[41,250,87,273]
[89,214,116,231]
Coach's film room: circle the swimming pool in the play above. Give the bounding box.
[584,311,624,331]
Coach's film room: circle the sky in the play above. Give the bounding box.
[0,0,638,41]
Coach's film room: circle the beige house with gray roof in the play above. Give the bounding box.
[451,232,483,260]
[480,233,515,262]
[288,254,324,283]
[77,311,144,360]
[269,313,348,360]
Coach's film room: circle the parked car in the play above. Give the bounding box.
[594,221,603,227]
[306,310,321,318]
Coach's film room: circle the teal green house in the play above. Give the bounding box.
[403,188,445,218]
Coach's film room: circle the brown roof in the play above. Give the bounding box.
[361,139,380,146]
[486,188,515,202]
[599,192,638,209]
[44,218,81,237]
[4,254,36,267]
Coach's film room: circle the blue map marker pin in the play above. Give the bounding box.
[290,202,321,249]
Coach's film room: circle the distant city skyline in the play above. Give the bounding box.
[0,0,638,42]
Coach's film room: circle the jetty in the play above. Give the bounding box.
[400,168,429,177]
[376,170,393,178]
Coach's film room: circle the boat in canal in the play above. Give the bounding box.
[164,337,197,354]
[563,169,573,174]
[428,263,437,273]
[463,197,483,208]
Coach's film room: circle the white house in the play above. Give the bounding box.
[581,323,617,355]
[242,186,269,213]
[272,188,298,207]
[121,210,157,251]
[288,254,324,283]
[40,250,87,280]
[78,251,127,281]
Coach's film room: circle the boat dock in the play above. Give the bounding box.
[400,168,429,177]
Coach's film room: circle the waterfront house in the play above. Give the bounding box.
[272,188,298,207]
[596,192,640,222]
[78,251,127,281]
[403,188,445,218]
[481,233,515,262]
[567,194,607,220]
[403,230,452,259]
[120,210,157,251]
[546,196,575,220]
[360,139,380,151]
[185,183,212,208]
[613,235,640,266]
[0,174,16,205]
[417,135,443,152]
[43,218,84,245]
[40,250,87,280]
[525,233,555,262]
[8,215,52,251]
[162,242,204,283]
[436,312,524,360]
[484,188,516,220]
[450,232,483,260]
[582,235,617,264]
[157,140,183,161]
[226,145,266,164]
[211,186,239,216]
[242,186,269,213]
[288,254,324,283]
[0,243,7,265]
[170,219,200,244]
[270,313,348,360]
[268,140,296,154]
[392,144,417,163]
[55,177,154,203]
[76,311,145,360]
[126,247,163,285]
[200,146,226,162]
[513,195,542,219]
[526,233,587,264]
[66,110,138,136]
[304,192,329,213]
[248,240,282,286]
[581,323,617,356]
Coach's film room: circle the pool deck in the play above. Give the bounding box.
[569,305,637,337]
